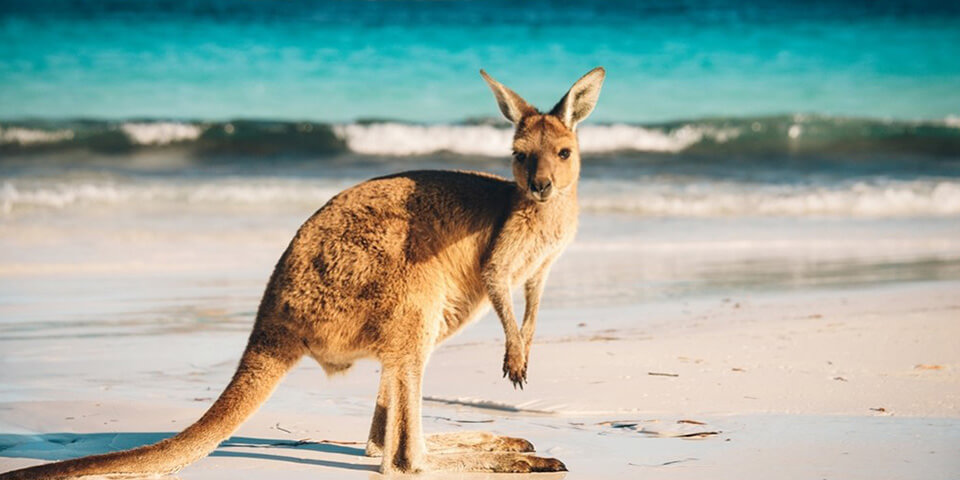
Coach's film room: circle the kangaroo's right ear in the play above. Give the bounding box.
[480,70,538,124]
[550,67,605,130]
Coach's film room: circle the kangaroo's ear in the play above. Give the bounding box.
[550,67,605,130]
[480,69,538,124]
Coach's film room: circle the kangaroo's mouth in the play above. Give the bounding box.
[528,190,553,203]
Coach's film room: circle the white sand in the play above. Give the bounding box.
[2,282,958,479]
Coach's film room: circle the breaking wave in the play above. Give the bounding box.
[3,114,960,157]
[119,122,203,145]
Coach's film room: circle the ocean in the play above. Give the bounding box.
[3,0,960,121]
[1,0,960,335]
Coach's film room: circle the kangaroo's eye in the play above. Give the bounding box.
[558,148,571,160]
[513,152,527,163]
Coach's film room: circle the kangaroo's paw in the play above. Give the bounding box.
[427,431,535,454]
[427,452,567,473]
[502,341,528,389]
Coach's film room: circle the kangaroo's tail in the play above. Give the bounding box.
[0,332,303,480]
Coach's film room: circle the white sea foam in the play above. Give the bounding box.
[3,177,959,218]
[120,122,204,145]
[334,123,513,156]
[334,123,741,156]
[788,124,803,139]
[579,179,960,217]
[0,178,350,215]
[0,127,74,145]
[579,124,740,153]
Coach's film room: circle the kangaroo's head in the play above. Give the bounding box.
[481,67,605,203]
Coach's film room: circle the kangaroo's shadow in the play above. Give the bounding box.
[0,432,376,473]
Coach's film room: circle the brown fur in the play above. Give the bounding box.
[0,67,605,478]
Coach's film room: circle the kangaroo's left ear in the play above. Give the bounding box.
[480,69,538,124]
[550,67,605,130]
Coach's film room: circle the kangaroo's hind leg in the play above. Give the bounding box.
[379,350,429,473]
[367,374,534,457]
[376,346,563,473]
[365,370,389,457]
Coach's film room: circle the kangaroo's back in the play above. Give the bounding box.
[306,169,518,267]
[263,169,521,361]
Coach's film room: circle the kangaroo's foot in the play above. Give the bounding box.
[367,431,534,457]
[427,451,567,473]
[426,431,535,454]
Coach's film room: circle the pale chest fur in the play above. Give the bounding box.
[507,197,579,285]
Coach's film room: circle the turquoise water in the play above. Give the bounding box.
[2,0,960,122]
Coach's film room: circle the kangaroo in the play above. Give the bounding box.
[0,67,605,478]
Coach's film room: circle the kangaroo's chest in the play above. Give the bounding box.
[509,213,576,282]
[510,233,570,283]
[436,213,575,342]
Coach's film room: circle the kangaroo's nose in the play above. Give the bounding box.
[529,179,553,197]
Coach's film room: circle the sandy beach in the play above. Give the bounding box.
[2,211,958,480]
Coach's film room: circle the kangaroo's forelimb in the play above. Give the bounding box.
[482,213,533,388]
[485,270,528,389]
[521,257,554,362]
